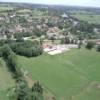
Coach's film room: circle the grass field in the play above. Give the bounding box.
[17,48,100,100]
[17,9,32,13]
[0,6,14,11]
[0,58,15,100]
[71,13,100,24]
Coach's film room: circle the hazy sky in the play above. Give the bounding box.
[0,0,100,7]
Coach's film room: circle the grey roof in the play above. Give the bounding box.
[61,13,68,18]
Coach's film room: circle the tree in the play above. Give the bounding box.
[96,45,100,52]
[60,38,65,44]
[32,81,43,94]
[32,81,44,100]
[7,52,17,74]
[71,39,74,44]
[86,41,95,50]
[40,36,45,45]
[6,34,12,39]
[65,37,70,44]
[14,33,23,42]
[0,47,3,57]
[2,45,12,59]
[78,40,82,49]
[50,36,55,43]
[15,79,32,100]
[0,39,5,46]
[9,41,43,57]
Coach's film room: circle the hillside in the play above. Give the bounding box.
[0,2,100,100]
[17,48,100,100]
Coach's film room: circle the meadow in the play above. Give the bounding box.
[0,6,14,11]
[17,48,100,100]
[0,58,15,100]
[71,12,100,24]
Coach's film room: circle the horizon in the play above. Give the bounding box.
[0,0,100,8]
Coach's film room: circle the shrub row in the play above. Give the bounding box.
[0,45,44,100]
[9,40,43,57]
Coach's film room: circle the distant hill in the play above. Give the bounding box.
[0,2,100,14]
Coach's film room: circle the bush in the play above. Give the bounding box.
[86,41,95,50]
[1,44,44,100]
[0,47,3,57]
[32,45,43,57]
[0,39,6,46]
[14,32,33,38]
[78,40,83,49]
[60,38,65,44]
[7,52,17,74]
[15,79,32,100]
[96,45,100,52]
[60,37,70,44]
[1,45,22,78]
[71,39,74,44]
[2,45,12,59]
[65,37,70,44]
[32,81,43,94]
[9,41,43,57]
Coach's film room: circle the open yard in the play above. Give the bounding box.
[17,48,100,100]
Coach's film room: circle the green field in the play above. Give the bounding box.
[17,48,100,100]
[17,9,32,13]
[0,58,15,100]
[71,13,100,24]
[0,6,14,11]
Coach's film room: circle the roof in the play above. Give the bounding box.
[61,13,68,18]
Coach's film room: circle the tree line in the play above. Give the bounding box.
[0,40,43,57]
[0,44,44,100]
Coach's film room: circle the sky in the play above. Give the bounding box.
[0,0,100,8]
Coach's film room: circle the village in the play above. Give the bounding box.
[0,2,100,100]
[0,10,81,55]
[0,9,93,55]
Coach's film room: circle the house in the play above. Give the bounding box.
[47,27,60,39]
[73,21,79,26]
[0,16,5,21]
[10,14,16,18]
[15,25,23,32]
[0,35,7,40]
[61,13,69,19]
[93,28,99,34]
[47,27,60,33]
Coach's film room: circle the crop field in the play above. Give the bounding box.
[17,48,100,100]
[71,12,100,24]
[0,58,15,100]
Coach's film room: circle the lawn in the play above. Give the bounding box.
[0,58,15,100]
[17,48,100,100]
